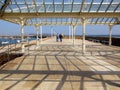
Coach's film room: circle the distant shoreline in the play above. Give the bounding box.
[0,35,120,46]
[64,35,120,46]
[85,36,120,46]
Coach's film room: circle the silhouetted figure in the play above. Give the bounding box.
[59,34,63,42]
[56,33,59,42]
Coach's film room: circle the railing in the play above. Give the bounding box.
[0,37,48,66]
[0,41,22,66]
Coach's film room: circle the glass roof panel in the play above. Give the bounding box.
[107,3,118,12]
[74,0,82,3]
[93,0,103,3]
[107,18,113,22]
[45,4,54,12]
[82,3,90,12]
[55,4,62,12]
[45,0,53,3]
[1,0,120,13]
[64,4,71,12]
[92,18,98,22]
[98,4,108,12]
[87,18,92,22]
[19,5,28,12]
[78,19,81,22]
[64,0,70,3]
[68,18,72,22]
[72,4,81,12]
[24,0,31,4]
[0,0,6,3]
[32,18,36,23]
[85,0,93,3]
[0,0,6,10]
[26,0,34,4]
[52,18,56,22]
[115,5,120,12]
[104,0,111,2]
[5,5,12,12]
[73,18,77,22]
[97,18,103,22]
[0,0,120,26]
[8,4,18,10]
[38,5,45,12]
[10,0,15,4]
[102,18,108,22]
[27,19,31,24]
[41,18,46,22]
[114,0,120,2]
[46,18,52,22]
[57,18,62,22]
[54,0,62,3]
[62,18,67,22]
[36,0,42,4]
[0,2,2,9]
[90,3,100,12]
[16,0,25,4]
[111,18,116,22]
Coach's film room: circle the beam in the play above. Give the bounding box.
[1,12,120,18]
[69,26,71,40]
[40,26,42,44]
[35,25,39,47]
[0,0,11,16]
[109,25,113,46]
[2,17,118,26]
[82,18,86,54]
[24,22,118,26]
[72,25,76,46]
[20,19,25,53]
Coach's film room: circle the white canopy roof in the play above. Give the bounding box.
[0,0,120,26]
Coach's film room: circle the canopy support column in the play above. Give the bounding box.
[72,25,76,46]
[69,26,71,40]
[40,26,42,44]
[109,25,113,46]
[82,18,86,54]
[20,19,25,53]
[72,26,74,42]
[35,25,39,47]
[51,26,53,39]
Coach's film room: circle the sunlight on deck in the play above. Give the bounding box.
[0,38,120,90]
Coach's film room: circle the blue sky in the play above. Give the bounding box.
[0,20,120,36]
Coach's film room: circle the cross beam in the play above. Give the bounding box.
[0,0,11,16]
[1,12,120,18]
[2,18,119,26]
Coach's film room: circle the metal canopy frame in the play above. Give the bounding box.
[0,0,120,26]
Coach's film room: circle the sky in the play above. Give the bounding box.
[0,20,120,36]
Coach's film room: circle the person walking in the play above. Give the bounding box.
[56,33,59,42]
[59,33,63,42]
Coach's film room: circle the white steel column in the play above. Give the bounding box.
[72,26,74,42]
[20,19,25,53]
[69,26,71,40]
[36,25,39,47]
[82,18,86,54]
[72,25,76,46]
[109,25,113,46]
[40,26,42,44]
[51,26,53,39]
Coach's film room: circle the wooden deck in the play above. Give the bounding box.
[0,37,120,90]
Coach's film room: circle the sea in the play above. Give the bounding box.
[0,35,120,46]
[85,35,120,38]
[0,37,36,46]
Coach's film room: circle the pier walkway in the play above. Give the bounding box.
[0,37,120,90]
